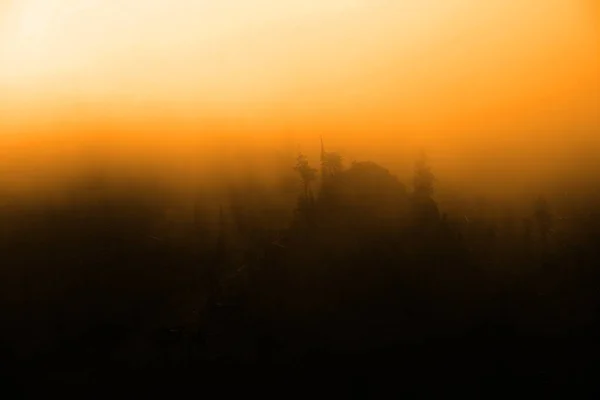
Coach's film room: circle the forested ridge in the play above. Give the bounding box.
[1,142,599,392]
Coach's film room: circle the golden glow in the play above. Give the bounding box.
[0,0,599,198]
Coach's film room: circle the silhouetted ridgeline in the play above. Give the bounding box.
[1,145,600,390]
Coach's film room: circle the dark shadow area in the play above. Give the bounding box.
[1,145,600,394]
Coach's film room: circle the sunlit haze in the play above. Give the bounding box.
[4,2,600,379]
[0,0,599,199]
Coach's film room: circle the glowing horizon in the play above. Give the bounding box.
[0,0,599,199]
[1,1,596,123]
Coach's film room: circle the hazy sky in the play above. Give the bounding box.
[0,0,599,197]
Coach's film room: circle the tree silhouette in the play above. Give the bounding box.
[410,151,440,229]
[321,152,343,179]
[534,195,553,249]
[413,151,435,198]
[320,137,344,181]
[294,153,318,202]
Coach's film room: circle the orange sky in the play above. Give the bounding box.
[0,0,599,198]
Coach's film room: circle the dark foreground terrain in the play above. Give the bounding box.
[2,156,600,395]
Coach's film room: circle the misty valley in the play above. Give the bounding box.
[1,0,599,394]
[1,143,600,392]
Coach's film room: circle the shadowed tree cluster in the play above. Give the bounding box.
[1,139,600,387]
